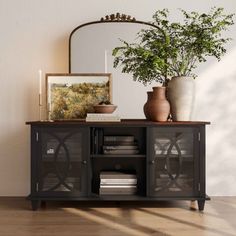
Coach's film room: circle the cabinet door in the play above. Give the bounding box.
[147,127,199,197]
[36,127,88,197]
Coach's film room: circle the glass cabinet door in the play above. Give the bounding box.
[148,127,199,197]
[37,128,88,196]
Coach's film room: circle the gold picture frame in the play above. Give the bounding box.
[46,73,112,120]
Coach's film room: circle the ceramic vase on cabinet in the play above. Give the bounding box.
[143,91,153,120]
[144,87,170,122]
[168,76,195,121]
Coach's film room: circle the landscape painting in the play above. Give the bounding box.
[46,73,112,120]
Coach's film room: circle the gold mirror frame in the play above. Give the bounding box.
[69,13,159,73]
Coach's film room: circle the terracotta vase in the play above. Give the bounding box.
[143,91,153,120]
[167,76,195,121]
[148,87,170,122]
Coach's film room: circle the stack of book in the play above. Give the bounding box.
[99,171,137,195]
[103,135,139,155]
[86,113,121,122]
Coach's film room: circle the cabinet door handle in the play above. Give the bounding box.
[82,160,87,165]
[151,160,155,164]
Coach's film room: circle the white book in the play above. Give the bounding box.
[100,179,137,184]
[86,116,121,122]
[103,149,139,154]
[99,188,137,195]
[103,145,138,150]
[100,171,136,179]
[104,135,134,142]
[100,185,137,188]
[87,113,119,117]
[86,119,121,122]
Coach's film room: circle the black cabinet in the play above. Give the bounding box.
[27,120,209,211]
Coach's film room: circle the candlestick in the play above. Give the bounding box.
[38,69,43,120]
[39,94,42,121]
[39,70,42,95]
[104,50,108,73]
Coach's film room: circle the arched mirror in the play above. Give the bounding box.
[69,13,159,118]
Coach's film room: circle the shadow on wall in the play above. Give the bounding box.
[194,46,236,196]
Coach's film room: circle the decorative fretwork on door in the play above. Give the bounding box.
[39,130,84,193]
[149,128,197,197]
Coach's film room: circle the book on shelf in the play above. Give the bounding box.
[86,117,120,122]
[99,171,137,195]
[103,145,138,150]
[103,141,137,146]
[104,136,134,142]
[100,178,137,185]
[91,128,104,154]
[99,185,137,195]
[99,189,137,195]
[103,149,139,155]
[100,171,137,179]
[100,185,137,189]
[86,113,120,122]
[87,113,119,117]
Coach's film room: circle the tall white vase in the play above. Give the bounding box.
[167,76,195,121]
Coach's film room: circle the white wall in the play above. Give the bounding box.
[0,0,235,196]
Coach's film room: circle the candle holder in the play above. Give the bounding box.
[38,69,43,121]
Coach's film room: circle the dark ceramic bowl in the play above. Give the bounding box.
[93,104,117,113]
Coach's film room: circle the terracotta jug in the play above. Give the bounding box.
[148,87,170,122]
[143,91,153,120]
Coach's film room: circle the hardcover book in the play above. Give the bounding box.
[99,185,137,195]
[104,136,135,142]
[100,171,137,179]
[103,149,139,155]
[100,179,137,185]
[103,145,138,150]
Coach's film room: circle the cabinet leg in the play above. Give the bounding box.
[190,200,196,209]
[41,201,46,208]
[115,201,121,207]
[31,200,40,211]
[197,200,205,211]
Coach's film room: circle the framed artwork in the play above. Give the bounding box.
[46,73,112,120]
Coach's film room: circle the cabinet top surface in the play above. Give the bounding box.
[26,119,210,126]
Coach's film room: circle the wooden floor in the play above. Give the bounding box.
[0,197,236,236]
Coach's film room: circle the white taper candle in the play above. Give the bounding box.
[39,69,42,94]
[104,50,108,73]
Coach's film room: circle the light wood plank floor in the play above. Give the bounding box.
[0,197,236,236]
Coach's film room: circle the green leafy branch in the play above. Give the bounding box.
[112,8,234,86]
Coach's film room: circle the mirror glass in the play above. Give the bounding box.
[70,21,159,118]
